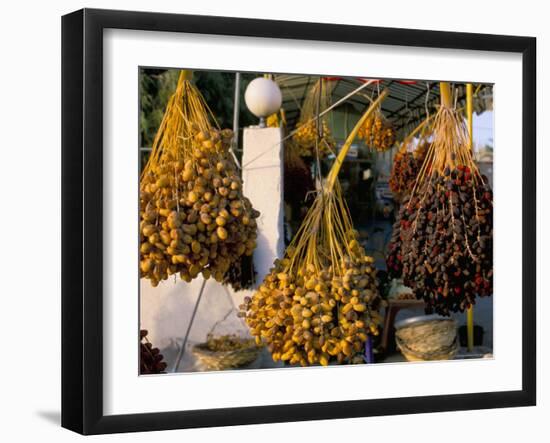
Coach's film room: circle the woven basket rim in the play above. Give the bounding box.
[396,335,459,360]
[192,342,262,370]
[395,315,456,331]
[192,342,260,356]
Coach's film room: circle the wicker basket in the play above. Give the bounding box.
[395,316,458,362]
[192,342,261,371]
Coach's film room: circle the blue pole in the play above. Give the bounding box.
[364,336,374,363]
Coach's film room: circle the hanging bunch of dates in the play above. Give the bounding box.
[292,78,336,158]
[386,103,493,316]
[389,139,430,201]
[391,165,493,315]
[140,330,168,374]
[139,71,260,286]
[241,181,382,366]
[357,107,396,152]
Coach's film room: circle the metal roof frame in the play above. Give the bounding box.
[273,74,492,140]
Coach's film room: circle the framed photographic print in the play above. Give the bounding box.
[61,8,536,435]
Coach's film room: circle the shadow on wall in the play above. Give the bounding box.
[254,211,280,279]
[140,277,255,372]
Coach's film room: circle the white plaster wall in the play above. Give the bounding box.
[139,127,284,371]
[242,127,285,279]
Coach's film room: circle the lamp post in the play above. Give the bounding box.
[244,77,282,127]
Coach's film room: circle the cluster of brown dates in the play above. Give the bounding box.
[140,129,260,286]
[389,142,429,200]
[387,165,493,316]
[241,243,382,367]
[140,330,167,375]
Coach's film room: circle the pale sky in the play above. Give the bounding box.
[473,111,493,150]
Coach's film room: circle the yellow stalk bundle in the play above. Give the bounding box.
[292,78,336,158]
[398,115,433,156]
[242,92,391,367]
[412,105,480,196]
[139,71,260,286]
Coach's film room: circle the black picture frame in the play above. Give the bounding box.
[62,8,536,435]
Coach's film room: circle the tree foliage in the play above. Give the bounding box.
[140,68,257,148]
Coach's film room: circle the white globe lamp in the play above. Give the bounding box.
[244,77,282,127]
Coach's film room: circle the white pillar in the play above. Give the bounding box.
[242,127,285,281]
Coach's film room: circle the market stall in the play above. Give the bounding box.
[138,69,494,373]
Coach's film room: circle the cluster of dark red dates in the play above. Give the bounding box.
[140,330,167,374]
[387,166,493,316]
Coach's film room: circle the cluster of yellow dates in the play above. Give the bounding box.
[241,241,382,366]
[292,119,335,158]
[358,111,396,152]
[140,128,259,286]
